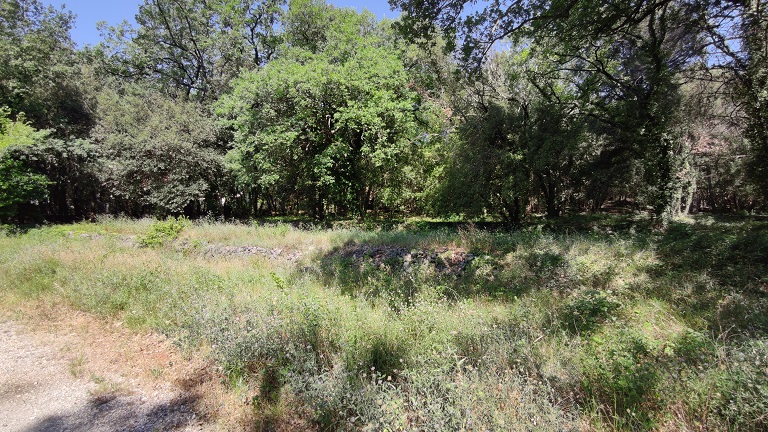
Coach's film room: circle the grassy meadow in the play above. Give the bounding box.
[1,215,767,431]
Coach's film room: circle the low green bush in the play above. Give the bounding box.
[562,290,621,333]
[137,216,190,247]
[580,329,660,428]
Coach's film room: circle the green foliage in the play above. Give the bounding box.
[580,329,660,428]
[702,0,768,205]
[393,0,725,219]
[97,0,284,100]
[2,0,768,427]
[0,158,46,224]
[343,319,411,380]
[675,76,757,213]
[3,216,768,430]
[0,109,50,223]
[0,0,93,136]
[0,107,51,151]
[431,44,598,220]
[717,340,768,430]
[670,329,712,365]
[433,102,527,221]
[137,216,190,247]
[0,254,60,298]
[562,290,620,333]
[217,2,424,218]
[3,138,103,222]
[93,85,225,216]
[257,363,284,405]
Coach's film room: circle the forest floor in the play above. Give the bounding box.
[0,306,236,432]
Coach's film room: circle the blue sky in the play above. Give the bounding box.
[41,0,400,47]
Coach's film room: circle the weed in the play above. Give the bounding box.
[137,216,190,247]
[2,215,768,431]
[580,329,660,428]
[257,363,283,405]
[88,375,129,405]
[716,340,768,430]
[68,354,86,378]
[562,290,621,333]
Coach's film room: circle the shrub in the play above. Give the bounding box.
[670,329,712,366]
[0,157,49,223]
[580,329,660,428]
[343,318,411,380]
[93,86,225,217]
[137,216,190,247]
[562,290,621,333]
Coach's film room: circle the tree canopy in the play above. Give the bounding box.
[217,2,423,218]
[0,0,764,224]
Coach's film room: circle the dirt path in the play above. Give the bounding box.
[0,313,231,432]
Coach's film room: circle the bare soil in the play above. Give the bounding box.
[0,305,248,432]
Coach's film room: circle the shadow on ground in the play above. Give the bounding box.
[310,214,768,336]
[22,393,202,432]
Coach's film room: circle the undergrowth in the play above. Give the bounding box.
[1,214,766,431]
[137,216,191,247]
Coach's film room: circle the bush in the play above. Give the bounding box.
[4,138,103,223]
[343,324,410,380]
[580,329,660,428]
[0,157,49,223]
[93,85,225,217]
[562,290,621,333]
[137,216,190,247]
[1,110,102,223]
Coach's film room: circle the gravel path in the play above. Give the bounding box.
[0,321,208,432]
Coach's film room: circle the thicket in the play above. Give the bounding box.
[0,0,765,225]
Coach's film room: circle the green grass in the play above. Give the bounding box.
[1,214,767,431]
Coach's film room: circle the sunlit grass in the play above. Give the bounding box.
[1,215,766,430]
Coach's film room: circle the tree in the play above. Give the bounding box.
[98,0,284,101]
[0,107,103,223]
[432,46,593,221]
[703,0,768,202]
[92,85,225,216]
[674,76,758,212]
[0,0,93,136]
[0,108,48,223]
[3,138,103,222]
[393,0,709,220]
[217,2,423,218]
[0,107,49,150]
[434,101,529,222]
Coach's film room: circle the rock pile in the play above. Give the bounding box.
[198,244,303,261]
[335,245,476,276]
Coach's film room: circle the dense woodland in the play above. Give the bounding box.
[0,0,766,225]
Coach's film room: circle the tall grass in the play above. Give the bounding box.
[1,215,766,430]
